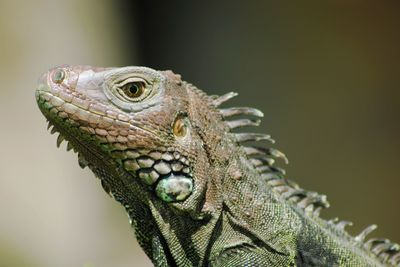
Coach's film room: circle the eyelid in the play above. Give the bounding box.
[116,77,149,88]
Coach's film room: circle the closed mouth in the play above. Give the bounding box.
[36,89,110,168]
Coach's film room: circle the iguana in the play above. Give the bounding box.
[36,65,400,266]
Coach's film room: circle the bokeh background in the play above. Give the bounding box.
[0,1,399,266]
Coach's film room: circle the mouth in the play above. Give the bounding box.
[37,85,145,203]
[36,88,110,169]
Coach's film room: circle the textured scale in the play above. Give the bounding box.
[36,65,400,266]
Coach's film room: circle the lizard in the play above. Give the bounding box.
[35,65,400,266]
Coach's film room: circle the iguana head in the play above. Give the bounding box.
[36,65,228,220]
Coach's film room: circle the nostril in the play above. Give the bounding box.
[51,69,66,84]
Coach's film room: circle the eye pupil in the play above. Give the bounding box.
[128,84,139,95]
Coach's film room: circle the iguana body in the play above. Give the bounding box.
[36,65,400,266]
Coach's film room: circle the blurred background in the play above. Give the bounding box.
[0,1,399,266]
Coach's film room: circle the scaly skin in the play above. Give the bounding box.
[36,65,400,266]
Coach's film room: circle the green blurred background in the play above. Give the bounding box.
[0,1,399,266]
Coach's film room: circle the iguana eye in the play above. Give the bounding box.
[116,78,149,102]
[121,81,145,99]
[52,69,65,84]
[103,68,164,109]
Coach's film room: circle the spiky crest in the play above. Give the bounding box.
[215,91,400,266]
